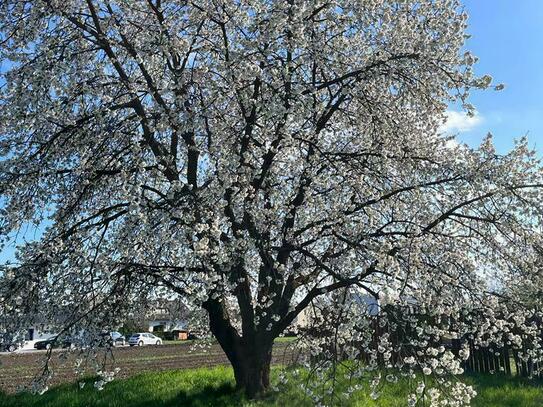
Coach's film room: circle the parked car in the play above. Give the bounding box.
[34,337,58,350]
[103,331,125,347]
[128,333,163,346]
[0,333,21,352]
[34,336,72,350]
[0,342,19,352]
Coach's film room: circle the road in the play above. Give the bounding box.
[0,341,298,393]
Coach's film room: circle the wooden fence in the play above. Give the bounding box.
[301,303,543,379]
[455,340,542,378]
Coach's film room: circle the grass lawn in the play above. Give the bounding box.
[161,336,297,345]
[273,336,298,343]
[162,336,296,345]
[1,366,542,407]
[161,339,196,345]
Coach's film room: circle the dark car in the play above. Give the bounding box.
[109,331,126,346]
[34,336,72,350]
[0,342,19,352]
[99,331,125,347]
[0,333,20,352]
[34,337,56,350]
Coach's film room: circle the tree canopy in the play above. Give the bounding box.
[1,0,543,403]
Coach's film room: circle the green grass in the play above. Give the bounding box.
[273,336,297,343]
[466,374,543,407]
[161,336,296,346]
[161,340,194,345]
[1,366,542,407]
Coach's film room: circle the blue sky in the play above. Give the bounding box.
[1,1,542,264]
[455,0,543,152]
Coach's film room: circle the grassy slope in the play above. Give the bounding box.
[1,366,542,407]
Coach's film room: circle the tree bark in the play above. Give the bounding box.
[231,341,273,398]
[203,298,274,398]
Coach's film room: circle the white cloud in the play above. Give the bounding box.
[439,110,483,134]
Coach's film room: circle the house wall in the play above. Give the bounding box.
[26,326,57,341]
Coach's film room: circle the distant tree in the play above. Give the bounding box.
[119,320,145,338]
[1,0,543,402]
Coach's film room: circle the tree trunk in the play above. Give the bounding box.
[203,298,274,398]
[231,342,273,398]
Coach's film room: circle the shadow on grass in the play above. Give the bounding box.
[164,383,244,407]
[0,381,254,407]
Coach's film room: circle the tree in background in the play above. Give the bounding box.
[1,0,543,403]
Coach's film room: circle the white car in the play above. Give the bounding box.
[128,333,163,346]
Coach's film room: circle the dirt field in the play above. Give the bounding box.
[0,341,297,394]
